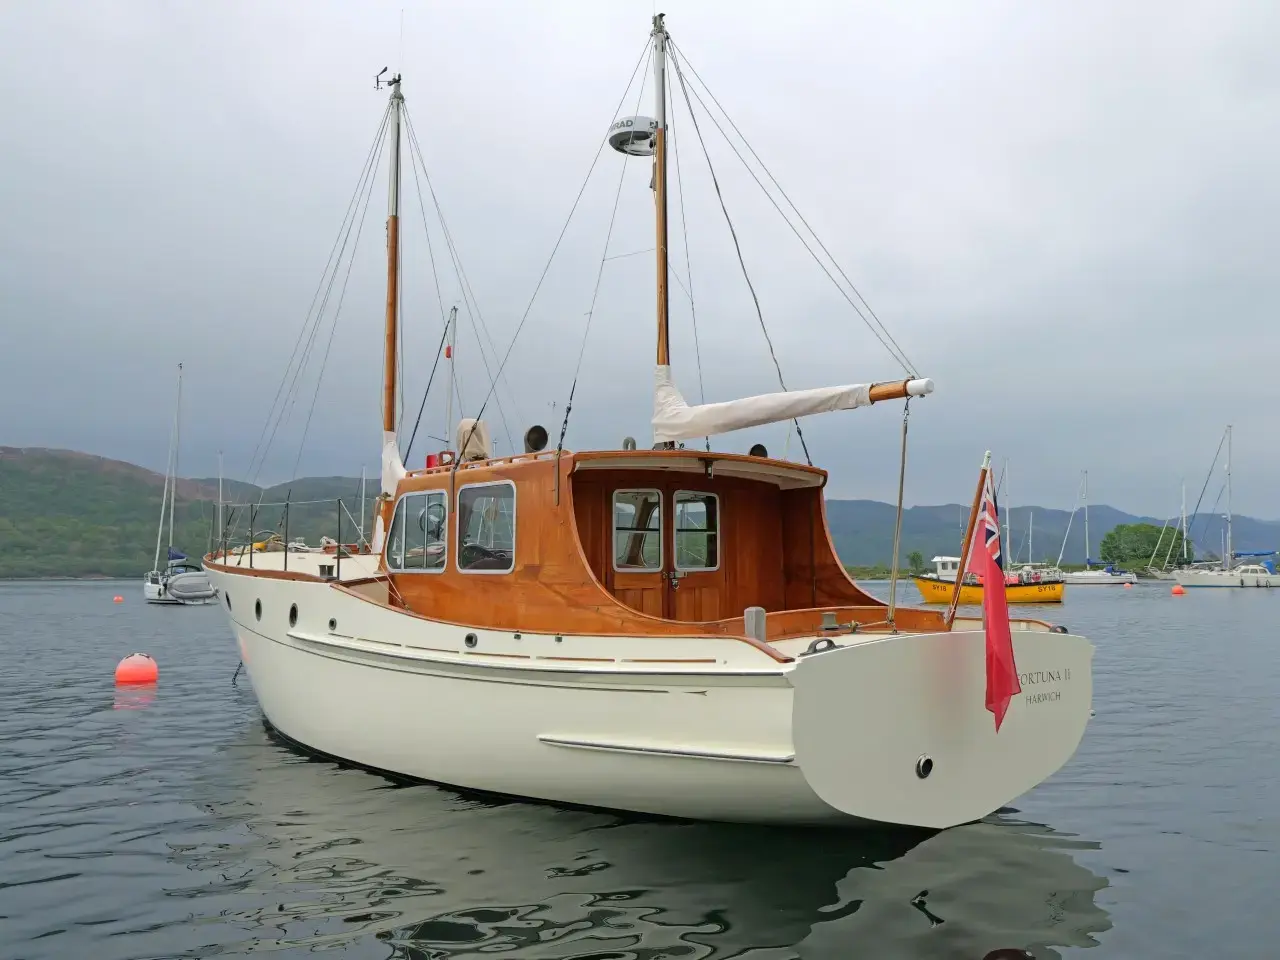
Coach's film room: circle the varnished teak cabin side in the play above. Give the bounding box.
[385,450,948,640]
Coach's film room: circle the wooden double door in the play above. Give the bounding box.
[608,483,723,622]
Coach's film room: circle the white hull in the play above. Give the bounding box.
[1173,568,1280,588]
[207,564,1093,829]
[1064,570,1137,585]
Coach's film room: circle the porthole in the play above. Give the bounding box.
[464,633,478,648]
[328,618,337,632]
[916,755,934,780]
[289,604,298,627]
[254,599,262,622]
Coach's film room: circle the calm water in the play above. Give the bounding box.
[0,581,1275,959]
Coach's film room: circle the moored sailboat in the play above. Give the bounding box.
[204,17,1093,828]
[143,363,217,605]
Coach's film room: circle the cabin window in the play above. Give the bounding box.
[674,491,719,571]
[613,489,662,571]
[386,491,447,572]
[457,481,516,574]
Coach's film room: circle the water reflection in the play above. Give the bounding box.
[177,722,1110,959]
[111,686,156,711]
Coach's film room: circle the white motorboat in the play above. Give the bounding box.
[204,17,1093,829]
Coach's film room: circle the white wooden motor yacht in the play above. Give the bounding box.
[204,17,1093,828]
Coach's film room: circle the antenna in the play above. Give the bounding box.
[374,66,391,90]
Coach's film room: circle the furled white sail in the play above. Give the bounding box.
[372,430,407,554]
[651,365,934,444]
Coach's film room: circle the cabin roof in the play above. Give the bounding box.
[570,449,826,489]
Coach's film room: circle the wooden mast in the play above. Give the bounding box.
[652,14,671,372]
[379,73,404,537]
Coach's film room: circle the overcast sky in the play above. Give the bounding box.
[2,0,1277,517]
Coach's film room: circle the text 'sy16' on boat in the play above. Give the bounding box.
[204,16,1094,828]
[914,556,1065,604]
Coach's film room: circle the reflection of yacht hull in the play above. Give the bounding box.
[1174,569,1280,588]
[210,566,1093,829]
[197,723,1111,960]
[913,575,1064,604]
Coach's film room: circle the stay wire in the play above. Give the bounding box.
[405,321,452,460]
[289,124,387,484]
[669,40,917,377]
[456,37,652,466]
[403,108,517,453]
[669,47,812,466]
[557,46,652,455]
[1186,428,1227,550]
[668,73,710,452]
[226,108,391,541]
[241,104,392,491]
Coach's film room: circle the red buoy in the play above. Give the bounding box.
[1171,584,1186,596]
[115,653,158,685]
[113,595,124,603]
[1123,582,1132,589]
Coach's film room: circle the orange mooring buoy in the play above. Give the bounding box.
[1171,584,1186,596]
[1124,582,1132,589]
[113,595,123,603]
[115,653,158,685]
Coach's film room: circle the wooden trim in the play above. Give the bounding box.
[204,557,323,583]
[325,576,793,665]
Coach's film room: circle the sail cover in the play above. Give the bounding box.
[652,365,932,444]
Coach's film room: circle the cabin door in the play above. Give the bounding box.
[609,488,667,618]
[666,489,722,622]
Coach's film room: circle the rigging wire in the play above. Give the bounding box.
[239,104,392,493]
[455,38,653,464]
[668,74,710,452]
[1186,428,1228,552]
[555,47,653,455]
[668,47,812,466]
[224,107,392,542]
[403,109,518,453]
[288,127,387,484]
[404,320,453,460]
[668,40,917,377]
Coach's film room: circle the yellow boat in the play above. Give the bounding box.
[913,556,1066,604]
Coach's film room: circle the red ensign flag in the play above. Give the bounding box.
[969,468,1021,730]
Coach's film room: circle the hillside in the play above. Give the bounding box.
[2,446,1277,577]
[0,448,376,579]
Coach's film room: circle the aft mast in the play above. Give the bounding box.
[651,13,674,447]
[374,70,405,549]
[653,14,670,374]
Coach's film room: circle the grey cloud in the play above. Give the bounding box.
[1,0,1276,519]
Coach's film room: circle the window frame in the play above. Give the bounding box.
[673,489,721,573]
[611,488,664,573]
[455,479,517,576]
[385,489,449,575]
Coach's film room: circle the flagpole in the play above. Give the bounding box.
[946,451,992,627]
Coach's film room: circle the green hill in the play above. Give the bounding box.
[3,446,1277,578]
[0,448,376,579]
